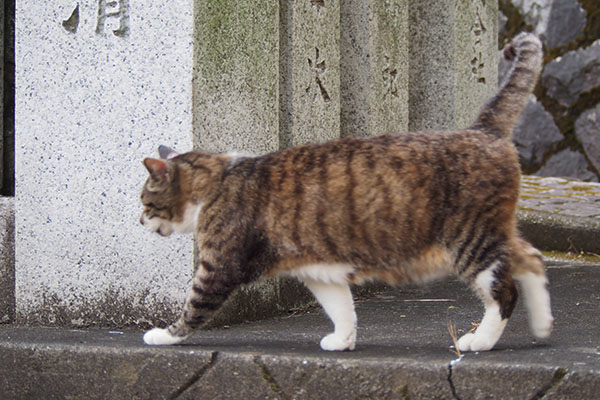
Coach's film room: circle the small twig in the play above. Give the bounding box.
[468,320,481,334]
[567,238,578,256]
[446,311,462,358]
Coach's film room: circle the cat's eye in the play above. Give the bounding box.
[144,202,168,213]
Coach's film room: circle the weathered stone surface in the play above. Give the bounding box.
[512,96,563,170]
[547,371,600,400]
[536,148,598,182]
[280,0,341,146]
[193,0,279,154]
[0,336,216,400]
[511,0,586,49]
[542,40,600,108]
[0,197,14,324]
[545,0,586,48]
[518,176,600,253]
[189,352,276,399]
[520,176,600,219]
[261,355,453,400]
[409,0,498,131]
[340,0,409,137]
[575,104,600,174]
[15,1,195,326]
[452,363,558,400]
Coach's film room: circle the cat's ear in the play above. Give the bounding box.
[143,158,170,185]
[158,145,179,160]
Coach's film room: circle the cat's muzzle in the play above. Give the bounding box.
[140,213,173,237]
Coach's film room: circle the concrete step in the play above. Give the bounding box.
[517,176,600,254]
[2,259,599,399]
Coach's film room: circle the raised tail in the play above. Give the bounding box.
[471,32,543,139]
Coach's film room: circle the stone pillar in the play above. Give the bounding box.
[280,0,341,147]
[193,0,280,154]
[15,1,195,326]
[340,0,409,137]
[408,0,498,131]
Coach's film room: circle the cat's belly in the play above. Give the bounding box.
[276,245,454,286]
[281,263,355,285]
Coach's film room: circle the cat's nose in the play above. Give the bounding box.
[139,214,145,225]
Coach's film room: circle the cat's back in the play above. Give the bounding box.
[230,130,521,270]
[252,130,520,201]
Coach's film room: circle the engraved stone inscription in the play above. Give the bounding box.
[62,4,80,33]
[306,47,331,103]
[96,0,130,37]
[311,0,325,12]
[382,56,399,99]
[470,3,487,84]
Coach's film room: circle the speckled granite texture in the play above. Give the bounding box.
[15,1,194,326]
[408,0,498,131]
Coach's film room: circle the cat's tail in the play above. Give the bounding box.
[470,32,543,139]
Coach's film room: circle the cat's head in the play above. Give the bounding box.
[140,146,200,237]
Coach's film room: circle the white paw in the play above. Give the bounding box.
[319,332,356,351]
[143,327,185,346]
[531,314,554,339]
[457,333,495,352]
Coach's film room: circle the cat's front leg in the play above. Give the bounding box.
[143,327,186,345]
[143,260,235,346]
[303,279,357,351]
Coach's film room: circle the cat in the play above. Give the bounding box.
[140,32,553,352]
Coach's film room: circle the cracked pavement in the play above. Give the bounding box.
[1,259,599,399]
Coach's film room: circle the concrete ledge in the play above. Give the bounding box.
[518,209,600,254]
[0,197,14,324]
[4,329,598,400]
[2,261,599,399]
[517,175,600,254]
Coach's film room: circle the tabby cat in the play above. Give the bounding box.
[140,32,553,352]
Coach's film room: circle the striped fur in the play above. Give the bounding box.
[140,33,553,351]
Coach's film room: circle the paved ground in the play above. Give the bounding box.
[2,259,599,399]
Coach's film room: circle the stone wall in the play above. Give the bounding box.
[499,0,600,181]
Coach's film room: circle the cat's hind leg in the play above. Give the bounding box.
[458,259,518,352]
[303,279,357,351]
[510,238,553,339]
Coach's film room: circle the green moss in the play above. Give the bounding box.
[498,0,532,49]
[582,0,600,44]
[519,176,600,211]
[542,250,600,263]
[194,0,279,91]
[541,0,600,62]
[254,358,289,400]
